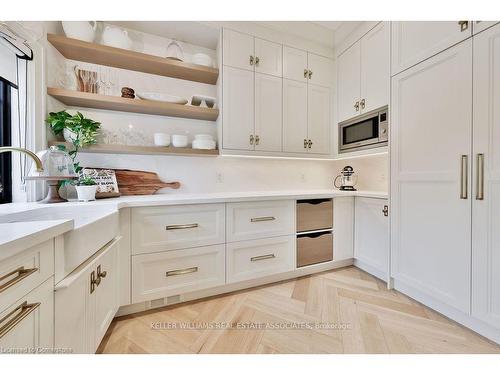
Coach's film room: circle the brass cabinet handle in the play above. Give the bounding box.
[165,223,199,230]
[0,266,38,294]
[303,69,308,78]
[304,139,308,149]
[251,254,276,262]
[97,265,107,279]
[308,139,313,149]
[476,153,484,200]
[354,101,360,111]
[255,56,260,66]
[249,55,254,66]
[458,21,469,32]
[250,134,255,145]
[460,155,468,199]
[250,216,276,222]
[360,98,366,110]
[255,135,260,145]
[382,205,389,217]
[166,266,198,277]
[0,301,40,339]
[308,70,313,79]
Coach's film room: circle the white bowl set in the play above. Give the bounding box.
[154,133,215,150]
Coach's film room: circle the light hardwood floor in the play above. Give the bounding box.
[98,267,500,354]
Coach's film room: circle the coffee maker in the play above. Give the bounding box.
[334,166,358,191]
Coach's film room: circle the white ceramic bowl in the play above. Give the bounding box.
[194,134,213,141]
[172,134,189,148]
[192,53,213,67]
[136,92,188,105]
[192,139,216,150]
[154,133,171,146]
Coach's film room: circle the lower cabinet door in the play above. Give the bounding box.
[0,277,54,353]
[226,235,295,283]
[132,245,225,303]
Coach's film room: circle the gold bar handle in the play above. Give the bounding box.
[460,155,468,199]
[0,266,38,294]
[165,223,199,230]
[166,267,198,277]
[476,153,484,200]
[251,254,276,262]
[250,216,276,223]
[0,301,40,339]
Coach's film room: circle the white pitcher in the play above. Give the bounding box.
[102,26,132,50]
[61,21,97,43]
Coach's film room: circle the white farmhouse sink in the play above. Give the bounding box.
[0,205,119,281]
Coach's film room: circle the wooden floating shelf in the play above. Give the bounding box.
[47,33,219,85]
[49,142,219,157]
[47,87,219,121]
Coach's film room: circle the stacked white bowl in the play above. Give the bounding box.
[192,134,216,150]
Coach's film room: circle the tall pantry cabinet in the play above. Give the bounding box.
[391,21,500,342]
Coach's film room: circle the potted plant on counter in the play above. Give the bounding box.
[75,176,98,202]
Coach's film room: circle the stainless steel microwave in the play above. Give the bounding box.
[338,106,388,154]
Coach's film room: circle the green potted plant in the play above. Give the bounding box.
[75,176,97,202]
[46,110,101,174]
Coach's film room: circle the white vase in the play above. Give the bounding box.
[75,185,97,202]
[63,128,78,143]
[61,21,97,43]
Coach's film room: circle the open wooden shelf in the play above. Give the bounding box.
[49,141,219,157]
[47,87,219,121]
[47,33,219,85]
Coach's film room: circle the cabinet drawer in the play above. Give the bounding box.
[297,232,333,268]
[296,199,333,232]
[226,200,295,242]
[132,244,225,303]
[226,236,295,283]
[0,277,54,351]
[131,204,225,254]
[0,240,54,313]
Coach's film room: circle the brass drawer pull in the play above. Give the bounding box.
[166,266,199,277]
[460,155,468,199]
[251,254,276,262]
[458,21,469,32]
[0,301,40,339]
[165,223,199,230]
[0,266,38,294]
[250,216,276,223]
[476,153,484,200]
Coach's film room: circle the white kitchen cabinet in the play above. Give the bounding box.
[333,197,355,261]
[337,22,389,123]
[391,21,471,75]
[255,73,282,152]
[283,79,308,153]
[283,46,308,82]
[391,40,472,313]
[55,237,120,353]
[307,84,330,154]
[222,66,254,151]
[473,21,500,35]
[354,197,389,280]
[254,38,282,77]
[307,52,333,87]
[223,29,254,71]
[0,277,54,352]
[472,23,500,330]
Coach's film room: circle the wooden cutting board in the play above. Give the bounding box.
[114,169,180,195]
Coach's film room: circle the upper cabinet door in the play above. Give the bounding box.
[255,73,282,152]
[472,23,500,330]
[307,53,333,87]
[283,79,308,153]
[360,22,390,113]
[223,29,255,71]
[391,21,472,75]
[283,46,308,82]
[473,21,500,35]
[254,38,283,77]
[223,66,254,150]
[337,42,361,122]
[307,84,331,155]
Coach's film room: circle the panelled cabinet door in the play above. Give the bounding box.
[254,38,283,77]
[333,197,355,260]
[223,66,255,151]
[472,21,499,35]
[472,23,500,330]
[254,73,282,152]
[283,46,308,82]
[307,84,330,155]
[223,29,254,71]
[360,22,390,114]
[391,21,471,75]
[283,79,308,153]
[391,40,472,313]
[337,42,361,122]
[307,52,333,87]
[354,198,389,280]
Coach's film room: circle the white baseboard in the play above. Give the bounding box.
[116,258,354,317]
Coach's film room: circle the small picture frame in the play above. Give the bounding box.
[80,168,120,198]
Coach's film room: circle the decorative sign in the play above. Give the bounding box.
[80,168,120,198]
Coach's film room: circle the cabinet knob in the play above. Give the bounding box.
[308,70,313,79]
[382,205,389,217]
[360,98,366,110]
[304,69,308,78]
[97,265,107,279]
[255,135,260,145]
[458,21,469,32]
[304,139,308,149]
[354,101,360,111]
[250,134,254,145]
[249,55,255,66]
[308,139,313,149]
[255,56,260,66]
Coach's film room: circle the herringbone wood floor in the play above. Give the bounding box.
[98,267,500,354]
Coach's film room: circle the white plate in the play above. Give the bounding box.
[136,92,188,105]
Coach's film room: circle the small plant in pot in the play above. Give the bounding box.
[75,176,97,202]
